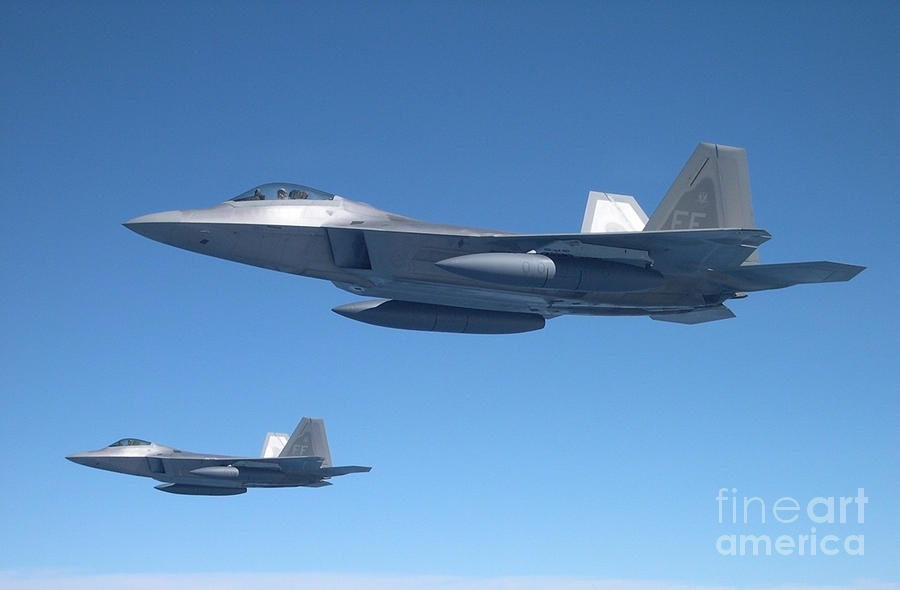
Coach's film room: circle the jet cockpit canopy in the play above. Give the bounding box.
[229,183,335,202]
[108,438,151,447]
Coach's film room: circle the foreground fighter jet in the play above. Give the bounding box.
[66,418,370,495]
[125,143,863,333]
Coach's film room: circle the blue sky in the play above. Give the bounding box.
[1,1,897,588]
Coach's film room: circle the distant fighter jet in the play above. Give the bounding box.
[125,143,863,333]
[67,418,370,495]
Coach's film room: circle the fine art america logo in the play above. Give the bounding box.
[715,488,867,556]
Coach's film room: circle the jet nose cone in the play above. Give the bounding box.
[123,210,184,227]
[66,452,92,466]
[123,210,184,243]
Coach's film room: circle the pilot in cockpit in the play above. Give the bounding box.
[252,188,264,200]
[277,188,288,200]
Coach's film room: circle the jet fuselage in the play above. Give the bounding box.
[67,419,370,495]
[126,192,732,319]
[124,144,864,331]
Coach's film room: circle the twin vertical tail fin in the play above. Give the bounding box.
[261,418,371,478]
[276,417,333,467]
[260,432,288,458]
[582,143,756,244]
[644,143,756,232]
[644,143,864,321]
[581,192,649,232]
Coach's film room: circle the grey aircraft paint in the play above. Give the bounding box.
[66,418,370,495]
[124,143,864,332]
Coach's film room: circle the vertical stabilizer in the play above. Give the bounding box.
[581,192,648,232]
[260,432,288,458]
[279,417,333,467]
[645,143,756,232]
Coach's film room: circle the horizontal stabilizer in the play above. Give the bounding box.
[155,483,246,496]
[716,261,865,292]
[321,465,372,477]
[651,304,735,324]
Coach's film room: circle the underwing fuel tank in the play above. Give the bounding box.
[155,483,246,495]
[332,299,545,334]
[435,253,663,292]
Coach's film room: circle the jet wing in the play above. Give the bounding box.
[479,228,771,272]
[355,226,771,273]
[231,456,325,473]
[231,458,371,477]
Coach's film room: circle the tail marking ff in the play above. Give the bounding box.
[279,417,333,467]
[260,417,333,466]
[645,143,756,233]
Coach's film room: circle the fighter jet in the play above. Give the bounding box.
[66,418,370,495]
[125,143,863,333]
